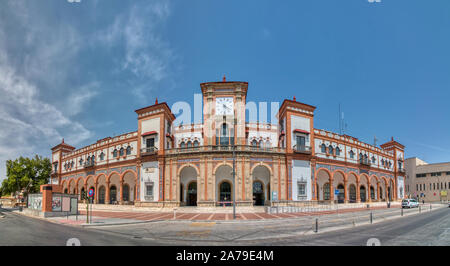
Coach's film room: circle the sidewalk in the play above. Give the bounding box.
[44,202,418,227]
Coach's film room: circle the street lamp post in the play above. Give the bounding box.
[232,116,237,220]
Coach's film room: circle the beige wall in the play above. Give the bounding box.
[405,157,450,202]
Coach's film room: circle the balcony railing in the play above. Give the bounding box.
[398,168,406,173]
[360,159,371,166]
[164,145,286,155]
[84,161,95,168]
[141,146,158,155]
[292,145,312,154]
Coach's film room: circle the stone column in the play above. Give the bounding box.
[105,181,110,204]
[356,180,361,203]
[385,183,389,201]
[344,179,348,203]
[368,182,372,203]
[94,182,98,204]
[376,183,380,202]
[120,180,124,204]
[329,177,334,203]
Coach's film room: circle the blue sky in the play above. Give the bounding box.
[0,0,449,182]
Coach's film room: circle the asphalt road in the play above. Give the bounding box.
[267,206,450,246]
[0,206,449,246]
[0,208,148,246]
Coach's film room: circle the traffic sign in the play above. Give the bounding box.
[335,189,340,195]
[88,188,94,197]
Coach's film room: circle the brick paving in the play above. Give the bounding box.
[78,205,400,222]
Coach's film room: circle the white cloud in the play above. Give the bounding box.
[0,0,178,183]
[0,57,93,182]
[0,1,96,182]
[96,1,175,102]
[64,82,100,116]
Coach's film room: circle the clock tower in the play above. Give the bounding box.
[200,77,248,146]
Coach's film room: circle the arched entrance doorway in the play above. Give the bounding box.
[360,186,366,202]
[123,184,130,202]
[370,186,375,201]
[337,184,345,203]
[122,171,136,202]
[316,169,331,201]
[323,183,330,200]
[349,184,356,203]
[252,165,270,205]
[219,181,232,205]
[253,181,264,206]
[98,186,105,204]
[187,182,197,206]
[179,166,198,206]
[80,187,85,200]
[215,164,233,205]
[110,185,117,204]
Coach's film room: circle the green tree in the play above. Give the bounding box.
[1,155,51,196]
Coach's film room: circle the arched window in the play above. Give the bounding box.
[119,147,124,156]
[222,123,228,136]
[349,184,356,202]
[321,144,326,153]
[349,150,354,159]
[252,139,258,147]
[113,149,118,157]
[370,186,375,199]
[71,161,74,168]
[328,145,334,155]
[79,158,83,166]
[126,146,131,155]
[180,142,186,148]
[193,140,199,147]
[323,183,330,200]
[336,147,340,156]
[372,156,376,163]
[91,156,95,164]
[187,141,192,148]
[259,140,263,148]
[99,152,105,161]
[220,123,229,146]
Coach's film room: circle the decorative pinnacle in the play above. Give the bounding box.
[222,75,226,82]
[155,98,158,105]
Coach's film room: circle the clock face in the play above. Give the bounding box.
[216,97,234,115]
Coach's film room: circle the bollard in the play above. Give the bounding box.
[419,206,421,213]
[314,218,319,233]
[401,208,403,216]
[370,212,373,224]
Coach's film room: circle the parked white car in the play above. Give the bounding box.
[402,199,419,208]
